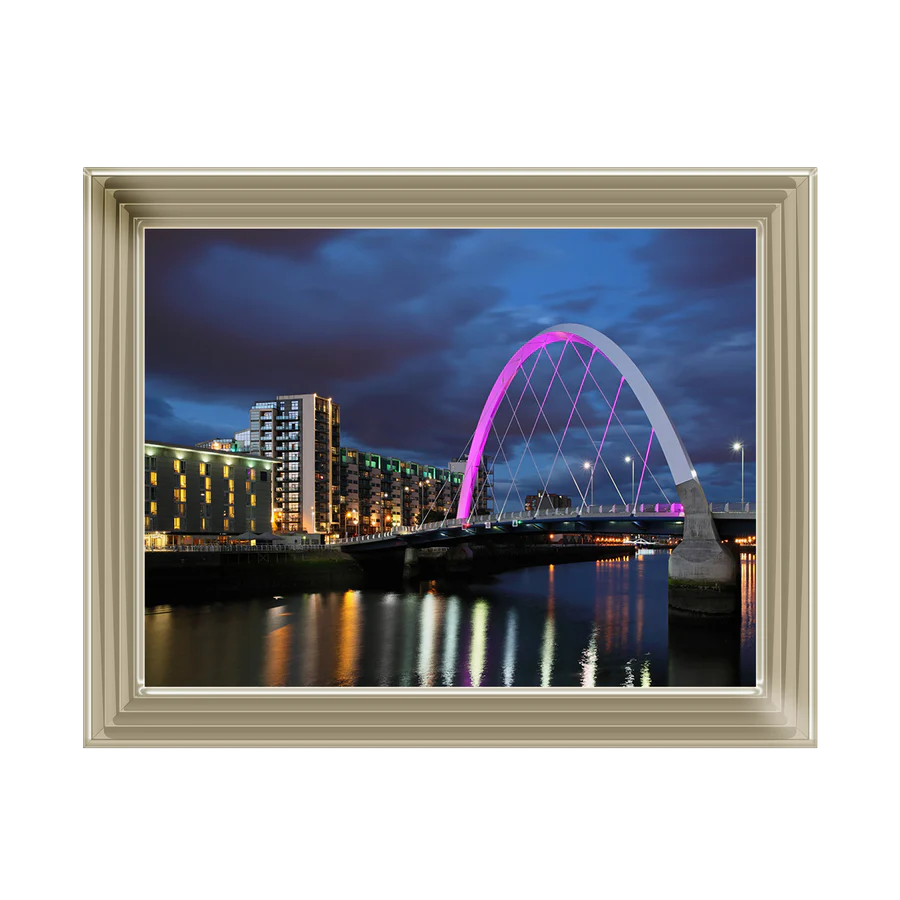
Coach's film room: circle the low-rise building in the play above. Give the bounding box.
[144,441,275,548]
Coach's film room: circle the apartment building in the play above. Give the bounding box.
[249,394,340,534]
[144,441,274,547]
[339,448,492,534]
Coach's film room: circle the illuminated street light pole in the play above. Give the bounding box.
[582,461,593,509]
[625,456,635,511]
[733,442,745,505]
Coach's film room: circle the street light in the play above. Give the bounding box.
[625,456,635,511]
[582,461,593,509]
[732,442,745,505]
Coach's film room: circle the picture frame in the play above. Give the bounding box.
[84,167,815,747]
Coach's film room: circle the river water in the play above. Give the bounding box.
[145,551,756,688]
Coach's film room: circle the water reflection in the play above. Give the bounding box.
[468,600,489,687]
[441,596,460,686]
[145,554,756,688]
[334,591,361,686]
[502,609,518,687]
[540,566,556,687]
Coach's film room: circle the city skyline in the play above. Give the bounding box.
[146,228,756,506]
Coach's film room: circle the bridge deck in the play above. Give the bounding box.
[338,504,756,550]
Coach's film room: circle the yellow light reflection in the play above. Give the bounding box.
[417,592,443,686]
[541,567,556,687]
[441,596,460,685]
[334,590,361,686]
[640,656,652,687]
[264,605,292,687]
[468,600,489,687]
[301,594,320,684]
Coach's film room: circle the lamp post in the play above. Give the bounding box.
[345,510,352,540]
[733,442,745,505]
[625,456,635,511]
[582,461,593,509]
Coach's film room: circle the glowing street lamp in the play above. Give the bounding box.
[582,461,594,509]
[732,442,745,505]
[625,456,635,511]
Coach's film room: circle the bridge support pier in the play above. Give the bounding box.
[403,546,420,581]
[669,479,738,615]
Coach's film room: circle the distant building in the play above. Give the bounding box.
[144,441,275,548]
[524,492,572,513]
[195,437,240,452]
[233,429,251,452]
[249,394,340,534]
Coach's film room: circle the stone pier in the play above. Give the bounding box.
[669,478,738,615]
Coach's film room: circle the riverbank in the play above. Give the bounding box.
[144,542,637,605]
[145,549,367,604]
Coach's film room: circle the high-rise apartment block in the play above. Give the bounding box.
[249,394,340,534]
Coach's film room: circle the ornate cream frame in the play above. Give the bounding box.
[84,168,815,747]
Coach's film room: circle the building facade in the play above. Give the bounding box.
[144,442,274,547]
[249,394,340,534]
[524,492,573,513]
[339,449,492,535]
[195,437,240,452]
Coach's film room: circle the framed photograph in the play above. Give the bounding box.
[84,168,815,746]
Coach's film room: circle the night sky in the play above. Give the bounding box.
[145,228,756,507]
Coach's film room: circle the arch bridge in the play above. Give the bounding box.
[341,324,747,596]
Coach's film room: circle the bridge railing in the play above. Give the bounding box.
[709,502,756,513]
[146,543,341,553]
[336,501,756,544]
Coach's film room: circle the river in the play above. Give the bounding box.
[145,551,756,688]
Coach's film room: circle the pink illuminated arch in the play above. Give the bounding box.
[456,323,698,520]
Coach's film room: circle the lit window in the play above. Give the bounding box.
[180,474,187,488]
[223,465,230,478]
[228,506,234,518]
[250,519,256,531]
[205,491,212,504]
[173,518,181,530]
[223,519,230,531]
[228,479,234,491]
[201,518,207,530]
[144,516,150,529]
[150,502,157,515]
[150,472,157,486]
[249,469,256,481]
[228,492,234,504]
[199,462,208,476]
[173,460,180,473]
[251,494,257,507]
[245,481,251,492]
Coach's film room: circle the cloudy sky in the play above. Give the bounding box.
[145,228,755,507]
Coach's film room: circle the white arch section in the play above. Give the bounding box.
[456,322,698,520]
